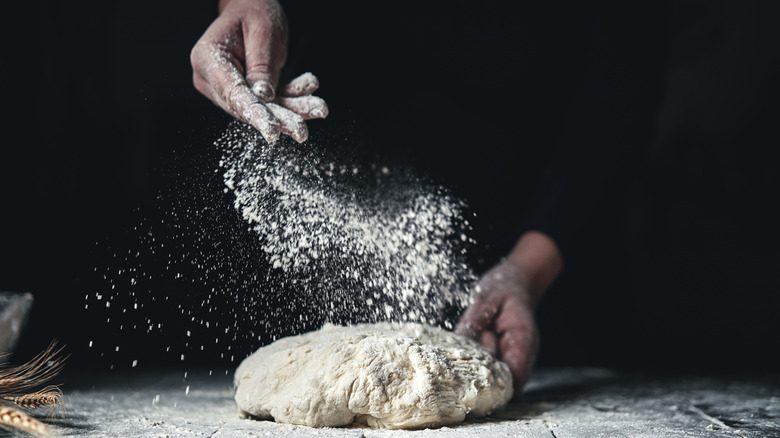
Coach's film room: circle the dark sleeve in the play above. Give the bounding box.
[522,2,670,259]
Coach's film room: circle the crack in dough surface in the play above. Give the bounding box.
[234,322,513,429]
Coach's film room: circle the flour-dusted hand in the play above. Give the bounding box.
[456,260,539,393]
[191,0,328,144]
[455,231,563,395]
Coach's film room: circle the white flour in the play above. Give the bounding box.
[88,122,476,371]
[218,123,475,328]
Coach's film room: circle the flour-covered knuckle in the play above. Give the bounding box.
[226,82,281,143]
[245,103,281,144]
[280,72,320,97]
[234,322,513,429]
[266,102,308,143]
[276,96,329,120]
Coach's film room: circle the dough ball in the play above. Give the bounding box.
[234,322,513,429]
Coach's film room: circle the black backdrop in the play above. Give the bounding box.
[2,1,779,374]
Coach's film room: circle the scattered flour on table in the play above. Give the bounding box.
[218,123,476,327]
[234,322,513,429]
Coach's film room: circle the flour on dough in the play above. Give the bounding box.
[234,322,513,429]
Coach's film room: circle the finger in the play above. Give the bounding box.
[266,103,308,143]
[244,41,285,102]
[480,331,498,355]
[275,96,329,120]
[244,12,287,101]
[498,328,537,394]
[246,101,281,144]
[279,72,320,97]
[223,74,280,143]
[491,292,539,394]
[198,47,281,143]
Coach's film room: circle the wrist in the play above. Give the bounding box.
[504,231,563,309]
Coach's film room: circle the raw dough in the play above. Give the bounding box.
[234,322,513,429]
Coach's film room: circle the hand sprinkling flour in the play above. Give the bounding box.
[191,0,328,143]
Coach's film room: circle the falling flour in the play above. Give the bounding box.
[217,123,475,327]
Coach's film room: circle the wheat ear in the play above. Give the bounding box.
[3,385,65,419]
[0,406,51,436]
[0,341,68,395]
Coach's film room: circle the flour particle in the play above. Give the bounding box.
[217,123,475,327]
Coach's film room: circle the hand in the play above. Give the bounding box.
[191,0,328,144]
[456,231,563,395]
[456,260,539,394]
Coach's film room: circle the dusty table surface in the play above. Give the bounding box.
[2,367,778,437]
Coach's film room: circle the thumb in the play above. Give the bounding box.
[243,8,288,102]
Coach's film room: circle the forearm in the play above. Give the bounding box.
[505,231,563,309]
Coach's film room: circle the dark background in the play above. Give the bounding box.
[2,1,779,374]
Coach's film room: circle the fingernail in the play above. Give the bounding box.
[251,81,275,102]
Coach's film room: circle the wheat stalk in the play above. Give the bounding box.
[4,385,63,409]
[0,341,68,435]
[0,341,67,395]
[3,385,65,420]
[0,406,51,436]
